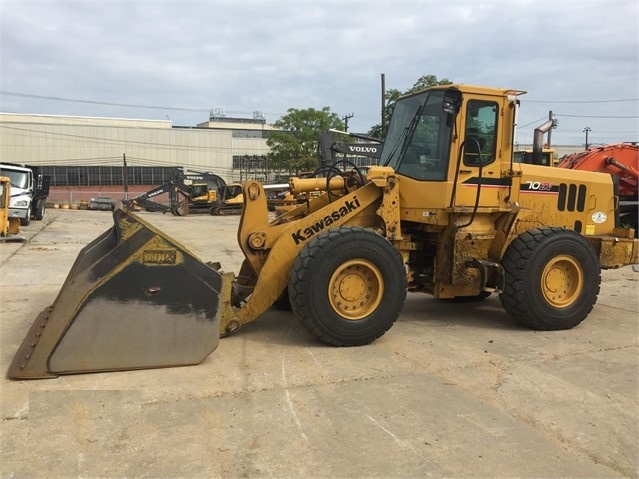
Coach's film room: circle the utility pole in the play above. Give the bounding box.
[343,113,354,132]
[583,127,591,150]
[381,73,386,137]
[342,113,355,163]
[122,153,129,201]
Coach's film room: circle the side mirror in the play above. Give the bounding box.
[442,88,462,115]
[386,103,395,117]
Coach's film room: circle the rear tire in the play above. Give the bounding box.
[289,226,407,346]
[499,227,600,330]
[34,200,45,220]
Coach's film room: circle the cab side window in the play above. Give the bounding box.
[464,100,498,167]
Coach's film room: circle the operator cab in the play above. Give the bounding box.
[190,184,209,199]
[381,89,454,181]
[224,184,243,201]
[381,87,498,181]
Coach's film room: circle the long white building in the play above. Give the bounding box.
[0,112,274,188]
[0,112,586,190]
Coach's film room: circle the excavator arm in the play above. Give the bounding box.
[318,129,383,169]
[122,181,173,213]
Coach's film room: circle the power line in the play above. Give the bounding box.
[523,98,638,104]
[555,113,639,119]
[0,90,286,118]
[0,90,210,113]
[518,117,549,129]
[33,155,235,175]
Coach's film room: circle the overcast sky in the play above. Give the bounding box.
[1,0,637,146]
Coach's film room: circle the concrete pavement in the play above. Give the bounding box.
[1,209,637,478]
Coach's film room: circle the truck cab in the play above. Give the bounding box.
[0,163,50,226]
[0,163,34,225]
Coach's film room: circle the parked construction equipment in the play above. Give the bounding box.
[0,176,25,242]
[557,143,638,233]
[317,128,383,168]
[122,168,243,216]
[514,148,557,167]
[9,84,638,379]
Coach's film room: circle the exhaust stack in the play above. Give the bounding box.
[532,119,554,165]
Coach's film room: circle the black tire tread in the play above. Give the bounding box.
[499,227,600,330]
[34,200,45,221]
[20,205,31,226]
[289,226,406,346]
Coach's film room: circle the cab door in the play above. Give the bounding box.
[452,98,508,209]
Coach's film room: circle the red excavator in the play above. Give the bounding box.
[558,143,638,233]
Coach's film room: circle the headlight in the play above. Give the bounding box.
[14,200,28,207]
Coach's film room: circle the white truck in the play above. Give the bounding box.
[0,163,50,226]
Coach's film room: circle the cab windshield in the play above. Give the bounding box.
[381,90,453,181]
[190,184,209,198]
[0,169,29,190]
[225,185,242,200]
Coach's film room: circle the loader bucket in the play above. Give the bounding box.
[8,208,232,379]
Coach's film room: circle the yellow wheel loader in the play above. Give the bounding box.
[9,84,638,379]
[0,176,25,242]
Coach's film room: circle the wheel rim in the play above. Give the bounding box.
[328,259,383,320]
[541,254,583,308]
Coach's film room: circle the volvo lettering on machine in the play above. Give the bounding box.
[0,163,50,226]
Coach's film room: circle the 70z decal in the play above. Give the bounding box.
[521,181,558,194]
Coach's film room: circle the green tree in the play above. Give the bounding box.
[267,107,344,175]
[368,74,452,139]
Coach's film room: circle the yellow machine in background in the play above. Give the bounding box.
[123,169,243,216]
[0,176,24,241]
[514,148,558,166]
[9,84,638,379]
[208,182,244,215]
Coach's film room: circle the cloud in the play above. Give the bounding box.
[1,0,637,145]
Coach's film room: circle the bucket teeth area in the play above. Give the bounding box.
[8,208,226,379]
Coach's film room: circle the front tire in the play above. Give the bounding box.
[289,226,407,346]
[499,227,600,330]
[20,205,31,226]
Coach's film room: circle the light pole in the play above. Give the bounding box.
[583,127,591,149]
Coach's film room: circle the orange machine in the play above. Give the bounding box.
[558,143,638,231]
